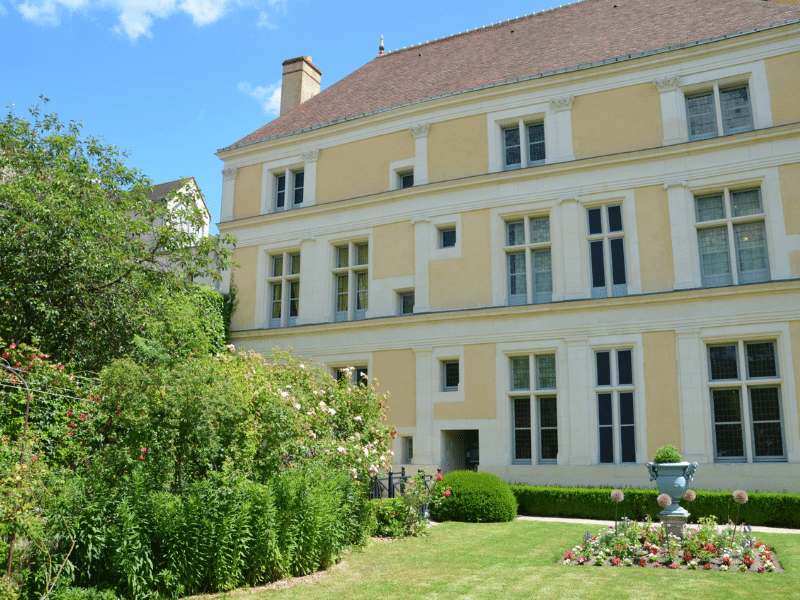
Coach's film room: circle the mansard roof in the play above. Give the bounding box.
[223,0,800,152]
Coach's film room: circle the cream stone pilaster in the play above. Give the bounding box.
[413,347,435,465]
[654,76,687,145]
[547,96,575,163]
[558,195,586,300]
[565,339,593,465]
[664,181,699,290]
[301,149,319,206]
[296,236,319,325]
[412,216,431,312]
[675,330,710,464]
[409,123,430,185]
[221,166,237,222]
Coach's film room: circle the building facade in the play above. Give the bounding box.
[216,0,800,492]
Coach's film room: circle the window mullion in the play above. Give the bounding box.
[519,120,527,169]
[712,84,724,137]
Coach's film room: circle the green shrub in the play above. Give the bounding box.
[429,471,517,523]
[653,445,682,463]
[372,498,412,537]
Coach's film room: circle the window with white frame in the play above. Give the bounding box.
[268,251,300,328]
[439,226,456,249]
[398,170,414,189]
[442,360,459,391]
[686,84,753,141]
[595,349,635,464]
[334,365,369,386]
[398,291,415,315]
[695,187,769,288]
[505,216,552,305]
[707,340,785,463]
[275,170,304,211]
[333,242,368,321]
[403,436,414,463]
[587,205,627,298]
[510,354,557,465]
[502,121,545,170]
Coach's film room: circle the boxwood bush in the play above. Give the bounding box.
[510,484,800,528]
[429,471,517,523]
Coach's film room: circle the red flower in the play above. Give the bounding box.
[67,410,74,417]
[141,448,147,453]
[9,343,16,350]
[390,430,397,437]
[435,472,443,481]
[703,563,712,570]
[443,489,451,497]
[638,558,647,567]
[67,431,74,437]
[79,414,87,420]
[138,455,145,461]
[67,422,77,428]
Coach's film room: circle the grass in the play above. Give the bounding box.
[213,520,800,600]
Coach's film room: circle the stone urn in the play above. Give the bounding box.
[646,461,698,517]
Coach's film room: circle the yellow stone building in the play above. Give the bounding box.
[216,0,800,492]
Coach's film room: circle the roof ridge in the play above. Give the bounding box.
[382,0,584,56]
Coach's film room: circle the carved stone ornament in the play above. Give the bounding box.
[409,123,431,138]
[663,180,687,190]
[550,96,574,112]
[654,75,680,92]
[222,167,238,180]
[302,149,320,162]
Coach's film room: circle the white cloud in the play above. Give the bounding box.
[0,4,8,17]
[238,80,281,116]
[16,0,279,40]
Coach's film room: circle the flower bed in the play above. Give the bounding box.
[560,517,783,573]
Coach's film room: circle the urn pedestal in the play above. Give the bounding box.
[646,461,698,539]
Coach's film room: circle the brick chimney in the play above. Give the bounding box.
[280,56,322,116]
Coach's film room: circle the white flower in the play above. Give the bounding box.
[337,446,346,453]
[319,401,326,408]
[294,403,301,410]
[299,364,305,369]
[328,408,336,415]
[308,431,317,439]
[280,391,289,398]
[312,390,318,396]
[225,343,235,353]
[379,455,385,461]
[388,450,394,456]
[350,468,358,478]
[285,385,292,389]
[355,416,362,422]
[306,411,313,416]
[363,448,369,457]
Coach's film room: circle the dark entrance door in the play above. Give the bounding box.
[441,429,479,472]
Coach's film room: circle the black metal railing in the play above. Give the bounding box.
[370,467,440,500]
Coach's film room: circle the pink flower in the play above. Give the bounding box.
[435,472,443,481]
[9,343,16,350]
[79,414,86,421]
[443,489,451,497]
[32,455,37,461]
[138,455,145,461]
[141,448,147,453]
[67,431,74,437]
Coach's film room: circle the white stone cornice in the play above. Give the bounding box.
[409,123,431,139]
[222,167,238,180]
[654,75,681,92]
[663,180,687,190]
[302,149,320,162]
[550,96,574,112]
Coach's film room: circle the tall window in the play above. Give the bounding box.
[510,354,557,465]
[503,122,545,170]
[695,187,769,288]
[587,205,626,298]
[275,170,304,211]
[686,85,753,141]
[505,216,552,305]
[595,349,635,464]
[442,360,459,391]
[333,242,368,321]
[707,340,785,462]
[268,251,300,327]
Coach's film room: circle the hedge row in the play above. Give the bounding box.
[509,485,800,529]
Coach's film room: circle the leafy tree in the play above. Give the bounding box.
[0,99,236,371]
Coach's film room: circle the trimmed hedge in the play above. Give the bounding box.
[430,471,517,523]
[510,485,800,529]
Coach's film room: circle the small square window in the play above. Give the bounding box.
[440,227,456,248]
[398,291,415,315]
[399,171,414,189]
[442,360,459,391]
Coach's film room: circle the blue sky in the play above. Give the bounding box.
[1,0,557,234]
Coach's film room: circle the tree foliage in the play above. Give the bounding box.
[0,100,236,370]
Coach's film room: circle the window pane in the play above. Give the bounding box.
[609,238,626,286]
[746,342,777,378]
[599,426,614,463]
[696,194,725,222]
[752,422,784,458]
[293,171,304,204]
[441,228,457,248]
[530,217,550,243]
[289,253,300,275]
[714,423,744,458]
[444,361,459,389]
[401,173,414,188]
[537,355,556,390]
[617,350,633,386]
[514,428,532,461]
[508,252,527,298]
[336,246,349,268]
[356,271,368,310]
[750,387,781,421]
[527,123,545,163]
[507,220,524,246]
[598,393,613,425]
[514,397,531,428]
[510,356,530,390]
[504,128,521,167]
[588,208,602,235]
[336,274,348,312]
[698,227,731,276]
[734,221,768,273]
[720,86,753,134]
[289,281,299,317]
[539,396,557,428]
[709,345,738,380]
[401,292,414,315]
[730,189,762,218]
[619,392,634,424]
[712,388,742,422]
[590,240,606,288]
[276,175,286,208]
[356,243,368,265]
[596,352,611,386]
[272,255,283,277]
[533,250,552,293]
[540,429,558,461]
[607,205,623,233]
[620,425,636,463]
[271,283,282,318]
[687,92,717,139]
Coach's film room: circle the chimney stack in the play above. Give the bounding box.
[280,56,322,116]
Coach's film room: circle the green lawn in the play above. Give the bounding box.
[218,520,800,600]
